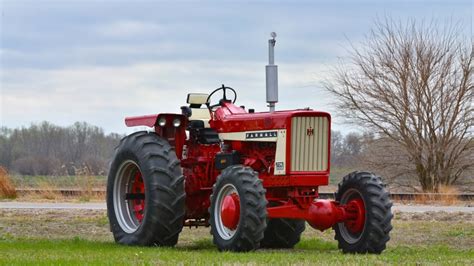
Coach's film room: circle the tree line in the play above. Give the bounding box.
[0,121,471,191]
[0,122,123,176]
[331,130,472,192]
[0,121,362,176]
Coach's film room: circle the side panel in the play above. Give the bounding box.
[218,130,278,142]
[274,129,287,175]
[219,129,287,175]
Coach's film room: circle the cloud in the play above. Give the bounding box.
[1,59,339,133]
[94,20,165,38]
[1,0,471,136]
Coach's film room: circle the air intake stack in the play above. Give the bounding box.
[266,32,278,112]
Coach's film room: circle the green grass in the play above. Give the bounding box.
[0,208,473,265]
[0,238,471,265]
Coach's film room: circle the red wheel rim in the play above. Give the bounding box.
[345,198,365,234]
[221,193,240,230]
[131,171,145,223]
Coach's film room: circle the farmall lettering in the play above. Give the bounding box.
[107,33,393,254]
[246,131,277,139]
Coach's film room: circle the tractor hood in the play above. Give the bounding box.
[210,102,331,133]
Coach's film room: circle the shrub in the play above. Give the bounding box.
[0,166,17,199]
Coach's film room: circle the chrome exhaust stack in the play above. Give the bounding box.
[266,32,278,112]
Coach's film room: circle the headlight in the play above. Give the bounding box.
[158,117,166,127]
[172,118,181,127]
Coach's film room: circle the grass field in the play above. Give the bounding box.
[0,209,472,265]
[1,238,472,265]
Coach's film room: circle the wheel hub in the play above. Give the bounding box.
[131,171,145,223]
[220,193,240,230]
[345,198,365,234]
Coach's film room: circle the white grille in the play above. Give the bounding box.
[290,116,329,172]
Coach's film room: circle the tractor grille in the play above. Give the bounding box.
[290,116,329,172]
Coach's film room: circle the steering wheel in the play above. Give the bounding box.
[206,84,237,110]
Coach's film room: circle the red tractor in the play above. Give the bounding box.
[107,33,393,253]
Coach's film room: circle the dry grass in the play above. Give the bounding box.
[25,181,65,201]
[0,166,17,199]
[438,185,461,205]
[75,165,105,202]
[410,186,461,205]
[14,165,106,202]
[6,168,466,204]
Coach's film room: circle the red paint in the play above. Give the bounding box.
[121,101,359,228]
[344,198,365,233]
[181,141,220,220]
[131,171,145,223]
[211,102,330,135]
[221,193,240,229]
[267,199,359,231]
[125,114,159,127]
[126,114,187,158]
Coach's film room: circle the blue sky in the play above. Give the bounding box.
[1,0,472,134]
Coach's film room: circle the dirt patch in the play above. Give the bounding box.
[0,209,210,247]
[0,209,110,241]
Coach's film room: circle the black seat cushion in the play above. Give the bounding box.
[187,120,219,144]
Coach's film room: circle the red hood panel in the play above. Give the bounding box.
[211,106,330,133]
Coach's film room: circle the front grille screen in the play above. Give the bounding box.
[290,116,329,172]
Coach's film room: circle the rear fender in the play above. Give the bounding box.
[125,114,160,127]
[125,113,186,128]
[124,113,187,159]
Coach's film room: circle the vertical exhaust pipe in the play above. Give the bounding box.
[266,32,278,112]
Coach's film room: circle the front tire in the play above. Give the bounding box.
[107,131,185,246]
[334,171,393,254]
[209,165,268,252]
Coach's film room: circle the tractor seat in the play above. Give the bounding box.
[187,120,220,144]
[184,93,211,128]
[189,108,211,128]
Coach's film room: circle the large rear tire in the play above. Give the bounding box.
[334,171,393,254]
[107,131,185,246]
[260,218,305,249]
[209,165,268,252]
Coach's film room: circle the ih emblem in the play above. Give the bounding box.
[307,127,314,136]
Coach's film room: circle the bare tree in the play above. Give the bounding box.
[325,18,473,192]
[360,137,421,192]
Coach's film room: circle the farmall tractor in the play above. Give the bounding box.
[107,33,393,253]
